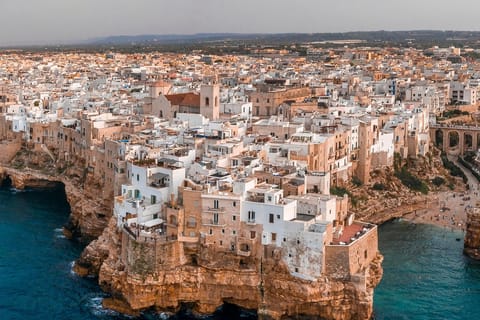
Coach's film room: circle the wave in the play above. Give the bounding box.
[54,228,66,239]
[82,294,122,318]
[9,188,25,193]
[69,261,77,276]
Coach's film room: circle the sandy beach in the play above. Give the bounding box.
[403,184,479,231]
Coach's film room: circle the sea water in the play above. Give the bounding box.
[0,184,255,320]
[374,219,480,320]
[0,184,126,320]
[3,185,479,320]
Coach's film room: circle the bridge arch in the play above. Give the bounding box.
[464,132,473,151]
[448,131,459,148]
[435,129,443,147]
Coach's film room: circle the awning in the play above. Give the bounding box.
[141,218,164,228]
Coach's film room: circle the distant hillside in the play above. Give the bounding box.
[90,31,480,45]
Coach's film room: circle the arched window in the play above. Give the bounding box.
[188,217,197,228]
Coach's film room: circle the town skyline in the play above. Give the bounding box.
[2,0,480,45]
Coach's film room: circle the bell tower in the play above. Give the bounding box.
[200,77,220,120]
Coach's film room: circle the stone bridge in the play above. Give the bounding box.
[430,124,480,155]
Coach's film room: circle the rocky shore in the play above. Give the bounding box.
[87,214,384,320]
[464,208,480,260]
[0,165,384,319]
[5,149,469,319]
[0,166,111,242]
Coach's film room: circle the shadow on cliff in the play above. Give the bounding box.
[167,302,257,320]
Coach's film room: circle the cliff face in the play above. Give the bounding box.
[464,208,480,260]
[1,149,384,319]
[0,166,111,241]
[85,220,384,320]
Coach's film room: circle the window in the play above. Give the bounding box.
[136,174,139,182]
[364,250,368,259]
[222,229,225,234]
[250,231,256,239]
[232,230,236,235]
[153,213,158,219]
[213,213,219,225]
[269,213,274,223]
[205,97,210,106]
[209,229,213,235]
[134,189,140,198]
[188,217,197,228]
[232,215,237,221]
[213,199,219,209]
[271,233,277,241]
[277,214,280,219]
[248,211,255,222]
[233,201,236,207]
[151,195,156,204]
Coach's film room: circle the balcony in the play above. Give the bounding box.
[237,249,251,257]
[246,219,256,225]
[205,206,226,213]
[202,219,226,227]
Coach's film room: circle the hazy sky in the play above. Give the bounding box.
[1,0,480,45]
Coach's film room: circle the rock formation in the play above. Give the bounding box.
[464,208,480,260]
[0,162,111,241]
[70,217,385,320]
[1,148,384,319]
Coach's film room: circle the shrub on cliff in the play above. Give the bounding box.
[432,176,446,187]
[330,186,359,207]
[441,152,468,184]
[372,182,386,191]
[352,176,363,187]
[395,166,429,194]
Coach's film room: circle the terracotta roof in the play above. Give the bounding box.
[150,80,170,87]
[332,222,364,245]
[165,93,200,107]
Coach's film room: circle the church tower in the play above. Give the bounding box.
[200,78,220,120]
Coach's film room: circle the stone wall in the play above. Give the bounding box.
[0,141,21,164]
[97,220,383,320]
[324,225,379,279]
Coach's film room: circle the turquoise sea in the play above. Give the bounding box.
[0,183,254,320]
[374,219,480,320]
[2,183,480,319]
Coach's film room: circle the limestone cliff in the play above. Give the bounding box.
[1,147,384,319]
[0,150,112,241]
[82,219,384,320]
[464,208,480,260]
[351,151,466,225]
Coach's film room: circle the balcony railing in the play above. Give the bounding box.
[202,219,226,227]
[237,249,251,257]
[205,206,226,212]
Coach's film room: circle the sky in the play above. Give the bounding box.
[1,0,480,45]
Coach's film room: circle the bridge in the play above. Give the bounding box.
[430,124,480,155]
